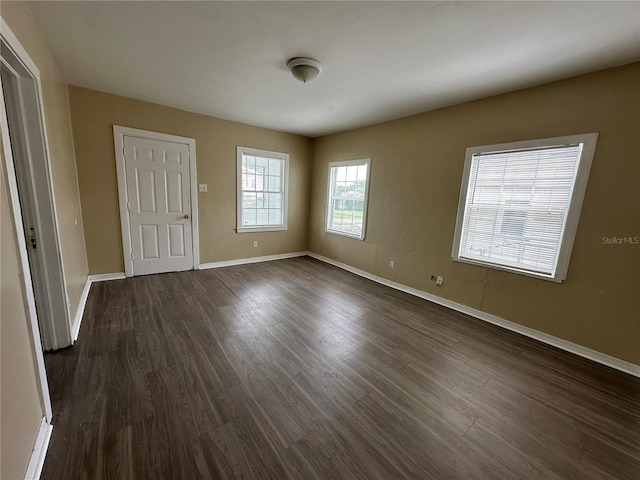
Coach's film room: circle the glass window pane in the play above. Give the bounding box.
[346,165,358,182]
[357,164,368,182]
[256,209,269,225]
[247,174,256,191]
[268,176,281,192]
[255,173,264,191]
[243,192,256,208]
[334,211,342,229]
[255,156,268,174]
[269,159,281,176]
[268,209,282,225]
[243,208,256,226]
[270,193,282,208]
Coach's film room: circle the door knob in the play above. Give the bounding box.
[183,214,190,219]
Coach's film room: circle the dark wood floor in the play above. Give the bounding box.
[42,256,639,479]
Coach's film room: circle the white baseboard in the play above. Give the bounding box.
[71,276,91,342]
[307,252,640,378]
[89,272,126,282]
[199,251,307,270]
[70,273,125,343]
[24,417,52,480]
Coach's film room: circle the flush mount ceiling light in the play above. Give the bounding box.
[287,57,322,83]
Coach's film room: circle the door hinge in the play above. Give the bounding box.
[130,251,134,261]
[127,202,131,211]
[26,226,37,249]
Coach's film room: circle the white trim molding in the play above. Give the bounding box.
[89,272,126,282]
[307,252,640,378]
[24,417,52,480]
[1,17,72,351]
[70,273,126,342]
[71,276,91,341]
[200,252,307,270]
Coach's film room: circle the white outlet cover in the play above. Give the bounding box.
[199,184,208,192]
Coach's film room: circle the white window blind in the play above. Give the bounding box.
[453,133,598,282]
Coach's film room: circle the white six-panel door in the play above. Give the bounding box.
[115,127,198,276]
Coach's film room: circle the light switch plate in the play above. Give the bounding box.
[199,184,208,192]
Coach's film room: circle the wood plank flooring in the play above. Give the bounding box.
[42,257,640,479]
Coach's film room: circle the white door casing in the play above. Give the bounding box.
[114,126,199,276]
[1,19,71,353]
[1,16,55,424]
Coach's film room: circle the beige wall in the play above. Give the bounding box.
[310,63,640,365]
[68,87,312,274]
[1,146,45,480]
[2,1,89,329]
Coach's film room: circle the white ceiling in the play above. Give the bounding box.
[27,1,640,137]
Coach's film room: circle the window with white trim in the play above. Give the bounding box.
[326,158,371,240]
[237,146,289,232]
[452,133,598,282]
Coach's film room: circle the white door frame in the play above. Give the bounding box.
[113,125,199,277]
[0,18,55,420]
[1,19,71,353]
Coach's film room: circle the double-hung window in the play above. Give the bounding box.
[237,146,289,232]
[326,158,371,240]
[452,133,598,282]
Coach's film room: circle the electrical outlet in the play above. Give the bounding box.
[436,276,443,286]
[389,260,395,269]
[199,184,208,192]
[253,241,258,248]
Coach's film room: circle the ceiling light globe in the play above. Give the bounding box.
[287,57,323,83]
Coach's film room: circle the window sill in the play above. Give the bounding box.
[452,256,563,283]
[325,228,365,241]
[237,226,288,234]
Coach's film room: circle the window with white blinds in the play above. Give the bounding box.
[452,134,598,282]
[236,146,289,233]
